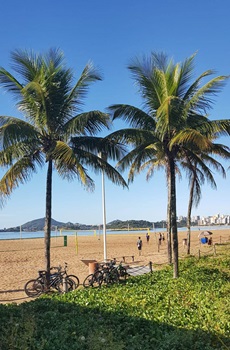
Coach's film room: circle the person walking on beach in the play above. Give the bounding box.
[146,232,150,243]
[137,237,143,256]
[158,232,162,245]
[158,232,162,252]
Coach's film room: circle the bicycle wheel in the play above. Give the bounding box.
[83,274,95,288]
[109,268,119,284]
[118,266,128,280]
[92,270,103,287]
[101,268,118,285]
[66,277,77,291]
[57,277,76,293]
[67,274,80,289]
[101,271,111,285]
[24,279,43,297]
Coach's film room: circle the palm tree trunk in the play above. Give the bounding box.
[187,175,195,255]
[168,156,179,278]
[167,176,172,264]
[44,160,52,285]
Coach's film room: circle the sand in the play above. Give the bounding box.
[0,229,229,304]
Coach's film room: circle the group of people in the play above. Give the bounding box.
[136,232,165,255]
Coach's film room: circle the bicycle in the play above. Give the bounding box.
[99,261,119,286]
[100,260,129,284]
[83,270,103,288]
[24,263,79,297]
[60,262,80,289]
[83,260,126,288]
[43,263,80,291]
[115,261,129,280]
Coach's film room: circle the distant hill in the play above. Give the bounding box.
[0,218,92,232]
[21,218,66,231]
[21,218,97,231]
[1,218,167,232]
[107,219,155,229]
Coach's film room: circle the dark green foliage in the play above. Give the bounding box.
[0,255,229,349]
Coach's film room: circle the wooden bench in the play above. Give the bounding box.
[113,255,135,263]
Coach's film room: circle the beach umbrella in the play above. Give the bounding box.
[198,231,213,238]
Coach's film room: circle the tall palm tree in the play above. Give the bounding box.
[0,48,127,280]
[108,52,230,278]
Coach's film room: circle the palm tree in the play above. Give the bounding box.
[0,48,127,281]
[108,52,230,277]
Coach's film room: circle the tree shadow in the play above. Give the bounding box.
[0,298,228,350]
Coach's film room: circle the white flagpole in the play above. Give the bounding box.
[102,166,107,261]
[99,152,107,261]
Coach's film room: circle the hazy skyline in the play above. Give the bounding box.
[0,0,229,229]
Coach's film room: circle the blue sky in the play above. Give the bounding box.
[0,0,229,228]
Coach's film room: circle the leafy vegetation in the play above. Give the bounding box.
[0,254,229,350]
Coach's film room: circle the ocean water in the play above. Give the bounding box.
[0,226,229,240]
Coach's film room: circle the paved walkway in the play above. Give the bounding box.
[127,265,152,276]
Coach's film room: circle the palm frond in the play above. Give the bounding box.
[0,117,40,148]
[70,135,127,162]
[107,128,157,148]
[143,159,165,181]
[109,104,155,129]
[169,129,212,150]
[61,143,128,188]
[63,111,110,137]
[206,119,230,137]
[10,49,42,83]
[0,156,38,199]
[183,70,214,102]
[0,68,23,96]
[96,156,128,188]
[66,61,102,106]
[128,55,167,109]
[116,143,160,180]
[176,53,196,97]
[44,48,65,69]
[50,141,92,187]
[184,75,228,113]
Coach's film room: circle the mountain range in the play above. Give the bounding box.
[1,218,164,232]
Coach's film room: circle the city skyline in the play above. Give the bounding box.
[179,213,230,226]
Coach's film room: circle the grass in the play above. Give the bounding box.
[0,253,229,350]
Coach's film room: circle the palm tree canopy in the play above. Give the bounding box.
[108,52,230,177]
[0,48,127,204]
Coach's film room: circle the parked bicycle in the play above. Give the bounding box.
[83,269,103,288]
[24,262,80,297]
[115,261,129,280]
[83,260,128,288]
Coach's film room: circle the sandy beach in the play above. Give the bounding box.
[0,229,229,304]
